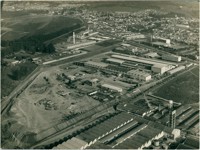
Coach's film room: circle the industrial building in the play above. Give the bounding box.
[144,52,160,58]
[111,54,174,74]
[117,100,156,117]
[84,61,108,68]
[176,136,199,149]
[101,83,123,93]
[112,55,160,65]
[162,54,181,62]
[124,34,145,40]
[53,137,87,149]
[154,37,171,45]
[106,58,125,65]
[127,70,151,81]
[167,66,185,75]
[151,64,171,74]
[114,126,165,149]
[53,112,180,149]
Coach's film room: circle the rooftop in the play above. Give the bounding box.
[101,84,122,92]
[106,58,125,64]
[127,69,151,77]
[85,61,108,68]
[111,54,174,66]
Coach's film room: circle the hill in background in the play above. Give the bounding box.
[1,15,82,41]
[84,1,199,18]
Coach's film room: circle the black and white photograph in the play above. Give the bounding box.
[1,0,199,149]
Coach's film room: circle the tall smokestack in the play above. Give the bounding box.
[73,32,75,44]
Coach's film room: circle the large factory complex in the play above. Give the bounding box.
[8,30,197,150]
[2,2,199,149]
[53,112,181,149]
[40,35,198,149]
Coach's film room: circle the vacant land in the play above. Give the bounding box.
[1,65,100,148]
[1,15,82,41]
[153,66,199,105]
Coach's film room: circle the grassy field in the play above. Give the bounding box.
[153,66,199,105]
[1,15,82,41]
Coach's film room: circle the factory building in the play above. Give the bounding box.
[52,112,181,149]
[53,137,87,149]
[124,34,145,40]
[101,84,123,93]
[111,55,176,65]
[151,64,170,74]
[127,70,151,81]
[84,61,108,69]
[155,37,171,45]
[144,52,160,58]
[176,136,199,149]
[167,66,185,75]
[162,54,181,62]
[106,58,125,65]
[111,54,174,74]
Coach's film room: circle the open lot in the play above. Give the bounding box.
[1,15,82,41]
[153,66,199,105]
[8,67,101,133]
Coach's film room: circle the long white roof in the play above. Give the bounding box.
[107,58,125,64]
[102,84,122,92]
[111,54,175,66]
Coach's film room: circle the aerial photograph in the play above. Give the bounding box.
[1,0,199,149]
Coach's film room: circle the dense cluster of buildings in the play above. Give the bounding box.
[64,6,199,46]
[53,112,181,149]
[2,2,199,149]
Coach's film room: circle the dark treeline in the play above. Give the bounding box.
[8,62,37,80]
[1,23,82,57]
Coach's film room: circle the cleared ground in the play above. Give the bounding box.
[8,67,100,133]
[153,66,199,105]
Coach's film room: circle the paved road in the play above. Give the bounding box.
[42,51,88,65]
[44,42,120,67]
